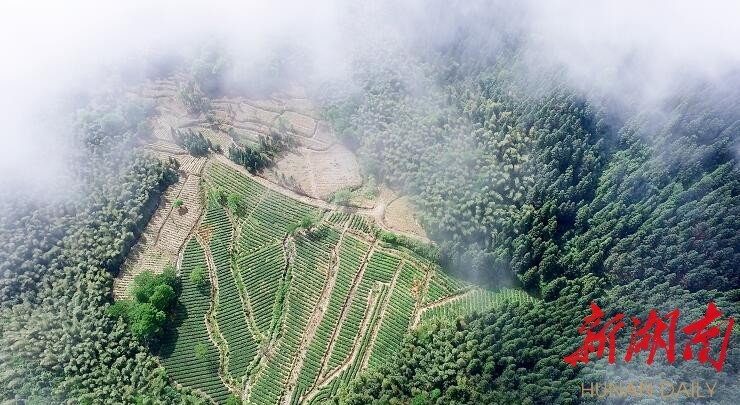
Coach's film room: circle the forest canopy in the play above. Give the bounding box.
[0,2,738,404]
[324,35,739,405]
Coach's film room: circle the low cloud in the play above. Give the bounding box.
[1,0,738,194]
[520,0,740,108]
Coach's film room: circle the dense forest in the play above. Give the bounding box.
[1,7,738,405]
[325,45,739,404]
[0,95,206,403]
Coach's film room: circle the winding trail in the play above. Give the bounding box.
[410,288,475,328]
[360,259,406,370]
[230,251,266,344]
[244,235,296,403]
[280,224,349,404]
[316,238,377,380]
[194,234,240,397]
[301,283,383,404]
[211,153,432,244]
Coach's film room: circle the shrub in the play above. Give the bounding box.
[331,189,352,205]
[150,284,176,310]
[227,193,244,217]
[190,266,208,289]
[377,230,439,263]
[112,268,179,342]
[129,303,166,340]
[173,128,213,156]
[194,342,208,360]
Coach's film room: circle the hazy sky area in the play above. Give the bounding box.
[1,0,739,194]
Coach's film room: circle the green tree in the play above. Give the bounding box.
[193,342,208,360]
[225,394,242,405]
[331,189,352,205]
[227,193,244,217]
[108,300,132,319]
[300,214,317,229]
[190,266,208,289]
[129,303,166,340]
[208,187,227,207]
[149,284,176,310]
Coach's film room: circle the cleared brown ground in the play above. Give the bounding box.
[264,143,362,200]
[113,170,204,299]
[383,196,429,239]
[209,90,363,201]
[117,78,429,303]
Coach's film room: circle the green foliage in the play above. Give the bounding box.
[377,229,440,263]
[193,343,208,360]
[189,266,208,289]
[131,268,178,305]
[75,96,155,153]
[327,178,385,207]
[176,163,497,403]
[288,212,322,235]
[228,144,270,173]
[207,186,227,208]
[3,34,737,405]
[286,222,299,234]
[0,98,187,402]
[191,48,229,96]
[173,199,184,208]
[301,214,317,229]
[342,276,603,404]
[275,115,290,133]
[108,300,132,318]
[172,127,214,156]
[129,303,167,340]
[330,188,352,205]
[113,269,179,342]
[160,239,230,402]
[149,284,176,311]
[227,193,244,217]
[363,177,379,200]
[178,81,211,114]
[225,394,242,405]
[228,131,292,173]
[287,212,321,234]
[328,42,739,403]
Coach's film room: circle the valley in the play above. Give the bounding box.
[113,80,530,403]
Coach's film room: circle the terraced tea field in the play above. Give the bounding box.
[132,161,530,404]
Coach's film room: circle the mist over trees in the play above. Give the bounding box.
[325,21,739,405]
[0,95,202,403]
[0,1,738,404]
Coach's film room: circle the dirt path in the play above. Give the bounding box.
[304,152,319,197]
[114,170,205,300]
[244,235,295,403]
[382,195,429,239]
[230,191,276,345]
[360,259,405,370]
[230,252,266,344]
[143,80,428,240]
[195,234,241,397]
[302,282,383,403]
[316,238,377,381]
[212,154,432,244]
[152,174,189,246]
[408,267,434,325]
[280,225,349,405]
[409,288,475,328]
